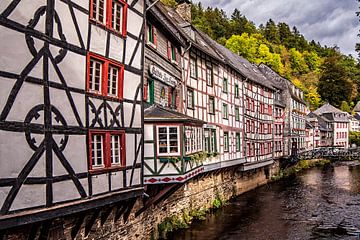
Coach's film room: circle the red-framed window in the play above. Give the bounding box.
[90,0,128,37]
[89,131,126,170]
[87,52,124,99]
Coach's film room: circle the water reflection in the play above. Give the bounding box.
[171,162,360,240]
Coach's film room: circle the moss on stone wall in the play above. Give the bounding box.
[271,159,331,181]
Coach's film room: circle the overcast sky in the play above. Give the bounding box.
[196,0,359,57]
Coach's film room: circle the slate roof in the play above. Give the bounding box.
[313,103,344,115]
[258,64,287,90]
[196,31,275,90]
[162,5,223,62]
[308,112,332,131]
[354,113,360,121]
[144,104,205,124]
[353,101,360,112]
[147,0,186,47]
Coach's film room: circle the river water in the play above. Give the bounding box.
[171,162,360,240]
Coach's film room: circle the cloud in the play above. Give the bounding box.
[196,0,359,57]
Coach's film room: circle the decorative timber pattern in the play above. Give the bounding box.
[0,0,144,228]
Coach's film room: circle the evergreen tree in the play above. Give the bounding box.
[318,55,354,107]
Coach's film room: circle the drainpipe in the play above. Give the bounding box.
[242,77,248,163]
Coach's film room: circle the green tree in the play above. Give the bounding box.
[318,55,355,107]
[289,48,309,75]
[303,50,322,72]
[264,19,280,44]
[340,101,351,112]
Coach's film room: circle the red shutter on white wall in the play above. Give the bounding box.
[144,84,148,101]
[168,87,172,106]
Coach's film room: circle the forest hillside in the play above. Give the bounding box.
[163,0,360,111]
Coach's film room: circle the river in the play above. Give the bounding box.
[171,162,360,240]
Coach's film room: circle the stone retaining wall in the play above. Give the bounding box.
[2,161,280,240]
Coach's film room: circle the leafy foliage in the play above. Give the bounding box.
[318,55,356,107]
[161,1,360,109]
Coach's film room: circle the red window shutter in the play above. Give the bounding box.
[122,2,128,37]
[175,47,178,62]
[167,41,171,60]
[153,26,157,46]
[168,87,172,107]
[143,84,148,101]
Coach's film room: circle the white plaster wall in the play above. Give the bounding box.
[91,174,108,195]
[0,131,36,178]
[7,82,43,122]
[10,185,46,211]
[123,70,141,101]
[0,26,36,75]
[126,133,136,166]
[53,179,88,203]
[124,37,137,65]
[89,25,107,56]
[131,0,144,13]
[58,135,88,174]
[6,0,46,29]
[72,0,89,9]
[49,50,87,90]
[111,171,124,190]
[127,168,141,186]
[50,88,86,126]
[55,1,88,48]
[127,10,143,38]
[109,35,125,63]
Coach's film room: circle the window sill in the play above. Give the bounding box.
[89,165,125,175]
[86,91,122,101]
[147,42,157,49]
[89,19,126,39]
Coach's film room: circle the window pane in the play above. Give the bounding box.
[90,59,102,93]
[108,65,119,97]
[112,1,123,32]
[93,0,106,23]
[92,134,104,167]
[111,135,121,164]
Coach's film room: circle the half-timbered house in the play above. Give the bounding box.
[0,0,144,231]
[142,0,205,184]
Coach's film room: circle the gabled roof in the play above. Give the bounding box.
[353,101,360,112]
[354,113,360,121]
[258,64,287,90]
[197,31,275,90]
[161,5,223,62]
[147,0,186,47]
[308,112,332,131]
[313,103,344,115]
[144,104,205,124]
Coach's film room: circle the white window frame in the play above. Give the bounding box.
[92,0,107,24]
[89,59,103,93]
[157,126,180,156]
[110,135,121,165]
[107,64,119,97]
[111,0,124,33]
[91,134,105,167]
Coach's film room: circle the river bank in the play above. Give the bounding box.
[170,161,360,240]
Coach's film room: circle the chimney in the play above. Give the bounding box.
[175,0,191,23]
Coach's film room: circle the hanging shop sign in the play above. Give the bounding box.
[149,64,177,87]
